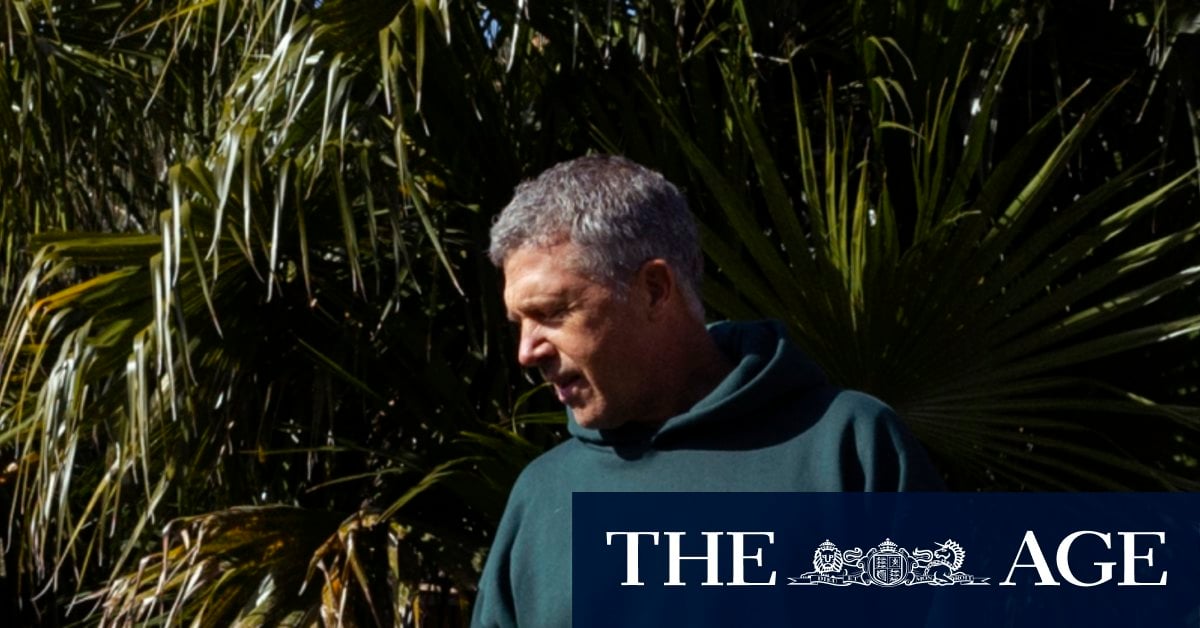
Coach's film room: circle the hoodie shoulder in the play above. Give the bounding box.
[509,437,585,497]
[825,390,944,491]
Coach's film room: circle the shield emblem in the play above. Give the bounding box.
[869,553,907,586]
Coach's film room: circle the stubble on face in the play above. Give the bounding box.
[502,243,650,430]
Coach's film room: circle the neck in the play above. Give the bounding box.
[681,330,734,410]
[637,320,734,425]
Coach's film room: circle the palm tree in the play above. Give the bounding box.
[1,1,529,623]
[636,2,1200,490]
[1,0,1197,624]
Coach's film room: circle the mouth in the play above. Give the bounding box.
[548,373,585,404]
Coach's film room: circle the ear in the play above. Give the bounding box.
[635,259,675,320]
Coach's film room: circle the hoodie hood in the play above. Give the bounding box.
[566,319,828,446]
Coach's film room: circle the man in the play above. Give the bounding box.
[472,155,942,627]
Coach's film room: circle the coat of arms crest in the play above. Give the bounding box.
[788,538,989,587]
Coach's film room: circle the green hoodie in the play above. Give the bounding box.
[471,320,943,627]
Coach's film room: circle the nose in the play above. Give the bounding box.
[516,320,555,368]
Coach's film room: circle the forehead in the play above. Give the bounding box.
[502,244,595,304]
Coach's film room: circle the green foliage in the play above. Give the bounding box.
[656,25,1200,489]
[0,0,1198,625]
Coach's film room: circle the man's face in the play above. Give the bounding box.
[502,242,651,430]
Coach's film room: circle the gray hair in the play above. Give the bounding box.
[489,155,704,317]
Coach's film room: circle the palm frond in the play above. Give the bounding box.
[647,20,1200,489]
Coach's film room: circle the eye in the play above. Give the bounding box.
[538,304,570,324]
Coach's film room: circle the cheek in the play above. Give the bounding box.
[585,331,636,382]
[548,330,595,366]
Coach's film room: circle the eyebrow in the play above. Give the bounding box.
[505,293,569,323]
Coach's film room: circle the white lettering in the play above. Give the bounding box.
[1056,531,1114,587]
[729,532,776,586]
[1000,530,1059,586]
[606,532,659,586]
[1118,532,1167,586]
[665,531,723,586]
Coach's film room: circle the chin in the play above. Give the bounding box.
[573,416,605,430]
[573,410,622,430]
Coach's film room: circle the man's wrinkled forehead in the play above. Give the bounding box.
[502,243,589,305]
[501,239,588,279]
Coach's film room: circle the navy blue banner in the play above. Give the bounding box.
[572,493,1200,627]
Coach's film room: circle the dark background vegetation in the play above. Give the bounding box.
[1,0,1198,624]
